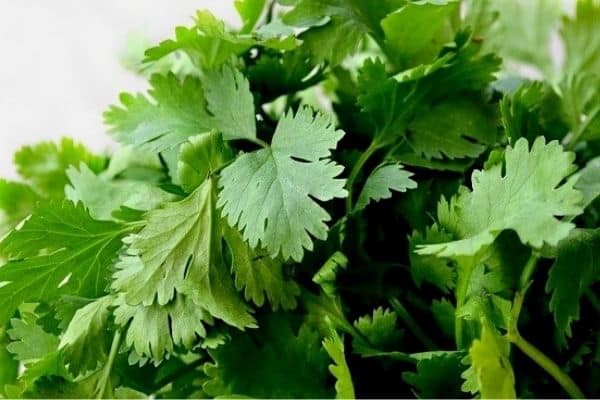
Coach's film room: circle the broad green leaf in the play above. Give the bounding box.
[224,224,300,311]
[561,0,600,78]
[574,156,600,208]
[461,323,516,398]
[355,163,416,212]
[323,331,355,399]
[218,106,347,261]
[112,179,255,329]
[66,164,175,221]
[177,132,234,193]
[104,73,211,152]
[59,296,113,375]
[235,0,267,32]
[114,293,211,365]
[203,313,332,398]
[407,98,498,160]
[546,229,600,346]
[403,352,465,398]
[0,201,128,325]
[381,0,458,68]
[204,65,257,141]
[14,138,105,198]
[418,137,583,257]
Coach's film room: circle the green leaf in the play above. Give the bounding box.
[114,293,211,365]
[14,138,105,198]
[574,156,600,209]
[218,106,347,261]
[6,316,59,364]
[204,64,257,141]
[561,0,600,78]
[0,201,128,326]
[355,163,416,212]
[66,164,175,221]
[58,296,113,375]
[546,229,600,346]
[409,226,456,293]
[224,224,300,311]
[0,328,18,396]
[381,0,458,68]
[418,137,583,257]
[431,299,456,339]
[323,330,355,399]
[461,323,516,398]
[104,73,211,152]
[403,352,465,398]
[353,307,402,355]
[407,98,498,160]
[313,251,348,297]
[178,132,234,193]
[0,180,39,237]
[112,179,255,329]
[203,313,332,398]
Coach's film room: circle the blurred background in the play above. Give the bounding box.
[0,1,238,179]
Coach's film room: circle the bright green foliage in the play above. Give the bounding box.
[112,179,255,329]
[218,106,347,261]
[59,296,113,375]
[203,314,332,398]
[462,323,516,398]
[546,229,600,346]
[204,65,257,141]
[13,138,105,198]
[104,73,211,152]
[419,137,583,257]
[323,330,355,399]
[0,201,128,325]
[355,163,416,212]
[2,0,600,398]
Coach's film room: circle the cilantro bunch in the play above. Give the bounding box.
[1,0,599,398]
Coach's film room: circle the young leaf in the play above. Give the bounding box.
[6,317,59,364]
[323,331,355,399]
[218,106,347,261]
[403,352,465,399]
[419,137,583,257]
[104,73,211,152]
[355,163,416,212]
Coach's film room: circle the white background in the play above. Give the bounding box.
[0,1,238,179]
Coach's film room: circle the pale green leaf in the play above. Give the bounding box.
[323,331,355,399]
[355,163,416,212]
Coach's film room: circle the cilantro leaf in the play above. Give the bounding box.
[0,201,128,325]
[14,138,105,198]
[204,64,257,141]
[7,316,59,364]
[353,307,402,355]
[461,323,516,398]
[355,163,416,212]
[114,293,210,365]
[546,229,600,346]
[224,224,300,310]
[403,352,465,398]
[419,137,583,257]
[58,296,113,375]
[0,180,39,237]
[323,330,355,399]
[104,73,211,152]
[218,106,347,261]
[409,226,455,293]
[112,179,255,329]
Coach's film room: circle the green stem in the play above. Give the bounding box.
[454,262,475,349]
[508,332,585,399]
[154,358,205,391]
[519,252,540,290]
[345,141,381,213]
[565,106,600,150]
[585,289,600,314]
[390,298,438,350]
[96,330,122,399]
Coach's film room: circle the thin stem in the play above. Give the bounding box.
[565,106,600,150]
[454,262,475,350]
[96,330,122,399]
[345,141,381,213]
[508,332,585,399]
[154,357,205,391]
[519,252,540,290]
[390,298,438,351]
